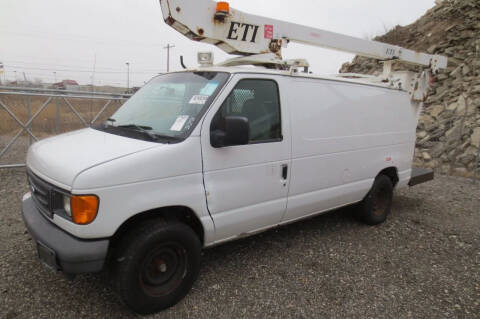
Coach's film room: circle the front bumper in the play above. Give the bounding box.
[22,194,109,274]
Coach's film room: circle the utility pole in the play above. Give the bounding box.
[164,44,175,72]
[53,71,57,83]
[91,53,96,92]
[126,62,130,89]
[90,53,97,124]
[0,62,4,85]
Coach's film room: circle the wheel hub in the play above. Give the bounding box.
[139,243,187,297]
[158,261,167,273]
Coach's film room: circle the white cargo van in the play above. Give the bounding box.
[21,67,433,313]
[21,0,444,314]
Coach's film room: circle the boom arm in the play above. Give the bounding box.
[160,0,447,72]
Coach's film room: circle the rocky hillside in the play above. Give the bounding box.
[340,0,480,178]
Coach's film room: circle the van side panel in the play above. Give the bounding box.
[283,78,418,222]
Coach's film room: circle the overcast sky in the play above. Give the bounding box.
[0,0,435,87]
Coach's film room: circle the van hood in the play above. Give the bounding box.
[27,128,158,188]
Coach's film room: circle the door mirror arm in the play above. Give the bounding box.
[210,129,226,148]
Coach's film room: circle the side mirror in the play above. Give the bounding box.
[211,116,250,148]
[225,116,250,146]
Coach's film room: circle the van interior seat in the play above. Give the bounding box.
[241,98,270,140]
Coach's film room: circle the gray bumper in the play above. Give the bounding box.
[22,195,109,274]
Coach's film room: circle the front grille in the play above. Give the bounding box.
[27,170,54,218]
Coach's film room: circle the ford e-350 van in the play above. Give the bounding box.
[21,68,432,314]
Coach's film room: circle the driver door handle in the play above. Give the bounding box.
[281,164,288,180]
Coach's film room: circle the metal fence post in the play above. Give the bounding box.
[55,97,60,133]
[26,95,32,145]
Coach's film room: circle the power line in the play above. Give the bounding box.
[2,59,130,71]
[0,28,165,48]
[0,70,154,85]
[5,64,163,74]
[1,56,167,68]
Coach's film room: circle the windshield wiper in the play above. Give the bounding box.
[116,124,158,140]
[117,124,153,130]
[116,124,179,142]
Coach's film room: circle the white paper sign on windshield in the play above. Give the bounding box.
[170,115,189,131]
[189,95,209,105]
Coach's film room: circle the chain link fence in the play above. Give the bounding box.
[0,86,131,168]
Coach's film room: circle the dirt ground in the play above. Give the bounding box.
[0,169,479,319]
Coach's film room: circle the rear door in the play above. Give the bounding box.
[201,75,291,242]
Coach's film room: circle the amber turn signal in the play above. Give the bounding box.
[216,1,229,14]
[71,195,99,225]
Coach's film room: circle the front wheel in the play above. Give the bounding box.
[358,174,394,225]
[112,219,201,315]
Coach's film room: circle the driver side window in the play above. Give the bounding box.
[212,79,282,143]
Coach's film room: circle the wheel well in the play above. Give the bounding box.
[377,167,399,187]
[110,206,205,248]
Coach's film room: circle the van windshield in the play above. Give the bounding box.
[97,72,229,143]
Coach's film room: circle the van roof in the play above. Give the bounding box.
[178,66,405,92]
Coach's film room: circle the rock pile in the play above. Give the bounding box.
[340,0,480,178]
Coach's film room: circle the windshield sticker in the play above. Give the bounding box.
[183,117,196,131]
[170,115,189,131]
[189,95,209,105]
[200,82,219,96]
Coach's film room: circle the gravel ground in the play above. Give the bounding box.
[1,169,479,319]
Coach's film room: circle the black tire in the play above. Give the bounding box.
[358,174,394,225]
[112,219,201,315]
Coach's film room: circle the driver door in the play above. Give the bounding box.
[201,75,291,243]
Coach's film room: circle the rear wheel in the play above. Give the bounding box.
[112,219,201,315]
[358,175,394,225]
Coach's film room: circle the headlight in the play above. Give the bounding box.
[70,195,99,225]
[63,195,72,216]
